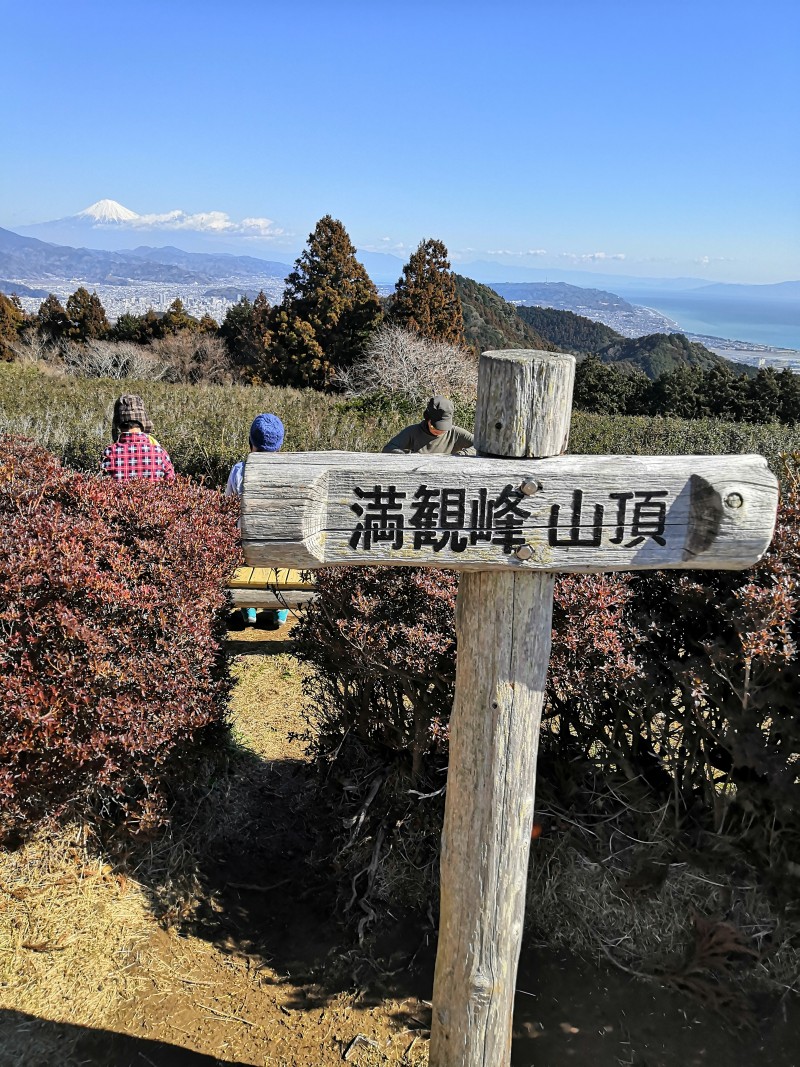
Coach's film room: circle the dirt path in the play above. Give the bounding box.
[1,623,798,1066]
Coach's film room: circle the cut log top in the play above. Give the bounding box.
[239,450,778,572]
[475,349,575,458]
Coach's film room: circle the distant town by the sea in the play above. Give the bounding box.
[625,291,800,359]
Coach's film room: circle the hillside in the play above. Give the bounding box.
[515,304,756,379]
[488,280,676,336]
[455,275,559,354]
[597,332,732,378]
[516,305,623,353]
[123,245,291,279]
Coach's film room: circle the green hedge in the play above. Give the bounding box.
[2,364,798,487]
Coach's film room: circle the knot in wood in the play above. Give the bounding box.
[469,972,495,1006]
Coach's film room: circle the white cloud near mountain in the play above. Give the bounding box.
[561,251,626,263]
[126,209,284,238]
[65,199,286,240]
[485,248,625,262]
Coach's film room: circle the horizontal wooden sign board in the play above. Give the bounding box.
[240,451,778,573]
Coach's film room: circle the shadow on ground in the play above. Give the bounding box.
[128,744,800,1066]
[118,629,800,1066]
[0,1009,242,1067]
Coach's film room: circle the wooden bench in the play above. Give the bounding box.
[228,566,316,611]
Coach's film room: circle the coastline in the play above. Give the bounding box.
[688,334,800,369]
[631,304,800,370]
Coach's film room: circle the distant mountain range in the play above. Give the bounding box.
[0,226,678,339]
[1,205,797,349]
[486,281,678,337]
[13,198,798,294]
[0,227,215,284]
[516,304,747,377]
[120,245,291,280]
[11,199,406,286]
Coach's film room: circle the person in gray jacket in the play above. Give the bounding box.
[382,396,475,456]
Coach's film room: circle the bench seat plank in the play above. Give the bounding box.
[229,566,314,590]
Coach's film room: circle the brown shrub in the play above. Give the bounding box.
[0,435,240,840]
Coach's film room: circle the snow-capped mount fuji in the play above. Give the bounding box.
[16,198,291,256]
[74,199,140,224]
[13,200,401,283]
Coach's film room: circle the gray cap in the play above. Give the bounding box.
[424,395,454,431]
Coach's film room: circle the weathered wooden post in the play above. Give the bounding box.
[429,351,574,1065]
[239,349,779,1067]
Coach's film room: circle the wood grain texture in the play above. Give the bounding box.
[240,451,778,572]
[474,349,575,458]
[229,567,314,590]
[430,570,553,1065]
[429,350,573,1066]
[228,589,316,609]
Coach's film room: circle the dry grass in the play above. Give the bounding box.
[0,825,155,1065]
[0,639,433,1066]
[228,646,310,762]
[526,831,800,997]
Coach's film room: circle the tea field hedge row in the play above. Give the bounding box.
[1,363,798,484]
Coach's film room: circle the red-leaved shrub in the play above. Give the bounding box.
[293,566,457,777]
[296,459,800,895]
[0,434,240,839]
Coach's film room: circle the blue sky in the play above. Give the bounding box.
[1,0,798,283]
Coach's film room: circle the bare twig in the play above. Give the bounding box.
[197,1002,258,1027]
[343,1033,378,1060]
[227,878,291,893]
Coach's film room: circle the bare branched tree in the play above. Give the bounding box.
[8,333,53,366]
[150,333,235,385]
[338,324,478,404]
[61,340,170,381]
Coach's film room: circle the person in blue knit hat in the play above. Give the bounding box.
[225,413,285,497]
[226,413,288,628]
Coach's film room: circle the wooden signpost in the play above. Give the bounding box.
[240,350,779,1067]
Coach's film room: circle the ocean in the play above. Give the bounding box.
[622,293,800,351]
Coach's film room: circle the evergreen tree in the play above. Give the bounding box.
[648,364,704,418]
[623,369,652,415]
[198,313,219,334]
[112,312,149,344]
[264,309,325,386]
[220,295,254,356]
[269,216,382,389]
[745,367,782,423]
[219,292,274,379]
[571,354,635,411]
[66,288,109,341]
[0,293,25,360]
[388,239,465,345]
[160,297,198,335]
[696,362,742,420]
[778,367,800,424]
[36,294,70,344]
[112,308,163,343]
[251,290,273,343]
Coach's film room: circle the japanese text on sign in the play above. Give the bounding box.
[348,484,670,554]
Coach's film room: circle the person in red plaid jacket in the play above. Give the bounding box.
[101,394,176,483]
